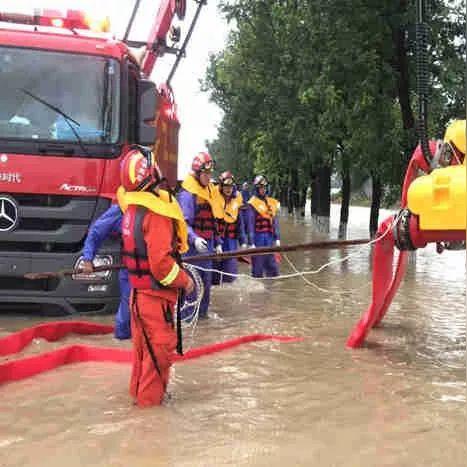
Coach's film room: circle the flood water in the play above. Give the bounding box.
[0,205,465,466]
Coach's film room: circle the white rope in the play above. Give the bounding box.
[282,252,371,295]
[178,211,401,344]
[175,264,204,349]
[190,211,401,283]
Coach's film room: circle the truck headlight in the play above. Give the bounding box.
[73,255,113,281]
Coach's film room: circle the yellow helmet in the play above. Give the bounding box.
[443,119,466,155]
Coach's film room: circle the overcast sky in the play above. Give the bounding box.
[121,0,229,177]
[6,0,229,177]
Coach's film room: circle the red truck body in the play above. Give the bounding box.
[0,5,182,314]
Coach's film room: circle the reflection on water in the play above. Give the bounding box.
[0,205,465,466]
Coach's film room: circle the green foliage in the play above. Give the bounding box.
[202,0,465,200]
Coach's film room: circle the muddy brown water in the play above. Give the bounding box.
[0,205,465,466]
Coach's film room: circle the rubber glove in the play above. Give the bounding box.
[194,237,208,253]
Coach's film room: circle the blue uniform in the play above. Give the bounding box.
[240,188,250,230]
[213,189,247,285]
[177,189,221,319]
[246,192,280,278]
[82,205,130,339]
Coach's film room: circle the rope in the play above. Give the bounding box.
[282,253,371,297]
[189,211,402,286]
[177,264,204,349]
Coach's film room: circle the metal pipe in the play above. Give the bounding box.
[23,237,370,280]
[167,0,207,86]
[123,0,141,41]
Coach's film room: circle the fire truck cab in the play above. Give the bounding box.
[0,7,180,314]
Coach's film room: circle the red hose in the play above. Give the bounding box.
[0,321,114,357]
[0,321,303,385]
[400,157,417,207]
[346,216,396,348]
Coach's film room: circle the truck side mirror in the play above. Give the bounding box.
[137,79,157,145]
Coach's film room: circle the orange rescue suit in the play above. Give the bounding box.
[120,189,189,407]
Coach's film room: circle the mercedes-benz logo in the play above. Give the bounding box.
[0,196,18,232]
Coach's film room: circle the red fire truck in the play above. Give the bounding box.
[0,2,190,314]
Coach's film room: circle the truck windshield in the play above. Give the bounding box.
[0,47,120,145]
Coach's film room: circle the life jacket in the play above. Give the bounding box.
[193,198,217,239]
[181,174,224,240]
[248,195,280,234]
[216,188,243,239]
[118,187,188,290]
[219,220,237,239]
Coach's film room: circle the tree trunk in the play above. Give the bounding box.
[292,169,300,214]
[287,185,294,214]
[288,168,300,215]
[310,170,317,217]
[338,163,351,239]
[369,175,382,238]
[299,186,307,217]
[292,187,300,214]
[311,164,331,233]
[279,185,287,207]
[390,10,418,168]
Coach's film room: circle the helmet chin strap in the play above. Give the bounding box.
[149,177,178,202]
[136,176,152,192]
[256,186,267,198]
[148,176,166,192]
[196,172,211,187]
[138,171,165,193]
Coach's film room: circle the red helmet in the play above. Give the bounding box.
[120,146,163,192]
[218,171,235,186]
[191,152,214,173]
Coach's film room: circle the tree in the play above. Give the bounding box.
[203,0,465,236]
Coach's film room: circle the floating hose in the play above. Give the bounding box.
[0,321,302,385]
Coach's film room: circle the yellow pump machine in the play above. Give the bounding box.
[347,120,466,347]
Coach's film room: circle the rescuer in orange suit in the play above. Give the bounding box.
[118,146,194,407]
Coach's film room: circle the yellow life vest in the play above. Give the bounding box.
[248,195,280,219]
[181,174,224,219]
[117,186,189,254]
[215,187,243,223]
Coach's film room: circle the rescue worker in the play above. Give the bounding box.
[177,152,224,319]
[119,146,194,407]
[212,171,247,285]
[247,175,281,278]
[82,205,129,339]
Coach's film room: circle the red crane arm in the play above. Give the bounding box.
[141,0,186,76]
